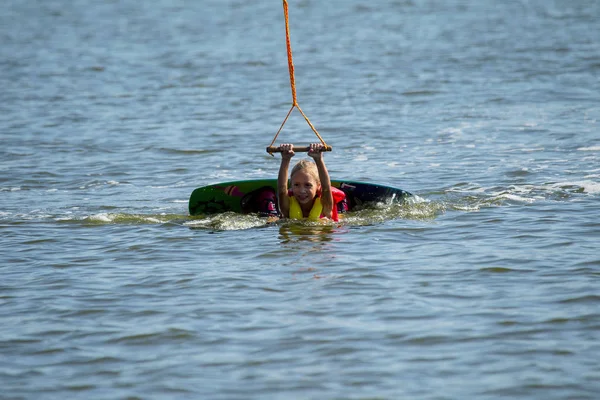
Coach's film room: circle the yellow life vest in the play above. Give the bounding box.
[289,196,323,221]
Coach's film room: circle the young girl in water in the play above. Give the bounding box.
[277,143,345,221]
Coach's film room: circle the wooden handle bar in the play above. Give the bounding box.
[267,145,332,153]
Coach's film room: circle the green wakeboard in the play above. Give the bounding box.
[189,179,411,216]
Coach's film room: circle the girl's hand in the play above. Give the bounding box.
[279,143,295,160]
[307,143,324,160]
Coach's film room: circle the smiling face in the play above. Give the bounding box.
[290,169,320,206]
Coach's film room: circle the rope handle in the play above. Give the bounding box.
[266,145,332,153]
[267,0,331,155]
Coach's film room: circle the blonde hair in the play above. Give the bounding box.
[291,159,320,184]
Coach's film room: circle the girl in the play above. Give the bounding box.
[277,143,345,221]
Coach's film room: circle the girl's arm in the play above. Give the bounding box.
[277,144,295,218]
[308,143,334,219]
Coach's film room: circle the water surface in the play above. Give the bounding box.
[1,0,599,398]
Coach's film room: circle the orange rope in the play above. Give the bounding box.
[284,0,297,107]
[268,0,329,154]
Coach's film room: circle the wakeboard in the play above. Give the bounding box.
[189,179,411,216]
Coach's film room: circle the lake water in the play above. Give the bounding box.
[1,0,599,398]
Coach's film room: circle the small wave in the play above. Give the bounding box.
[77,180,129,190]
[577,146,600,151]
[156,147,218,155]
[184,212,268,230]
[108,328,196,345]
[492,193,537,203]
[79,213,183,225]
[402,90,442,96]
[551,180,600,194]
[352,154,369,162]
[559,295,600,304]
[442,180,598,211]
[339,195,443,225]
[478,267,535,274]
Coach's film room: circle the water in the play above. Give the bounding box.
[1,0,599,398]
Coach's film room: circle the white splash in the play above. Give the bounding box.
[184,213,266,230]
[497,193,536,203]
[552,181,600,194]
[87,213,113,222]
